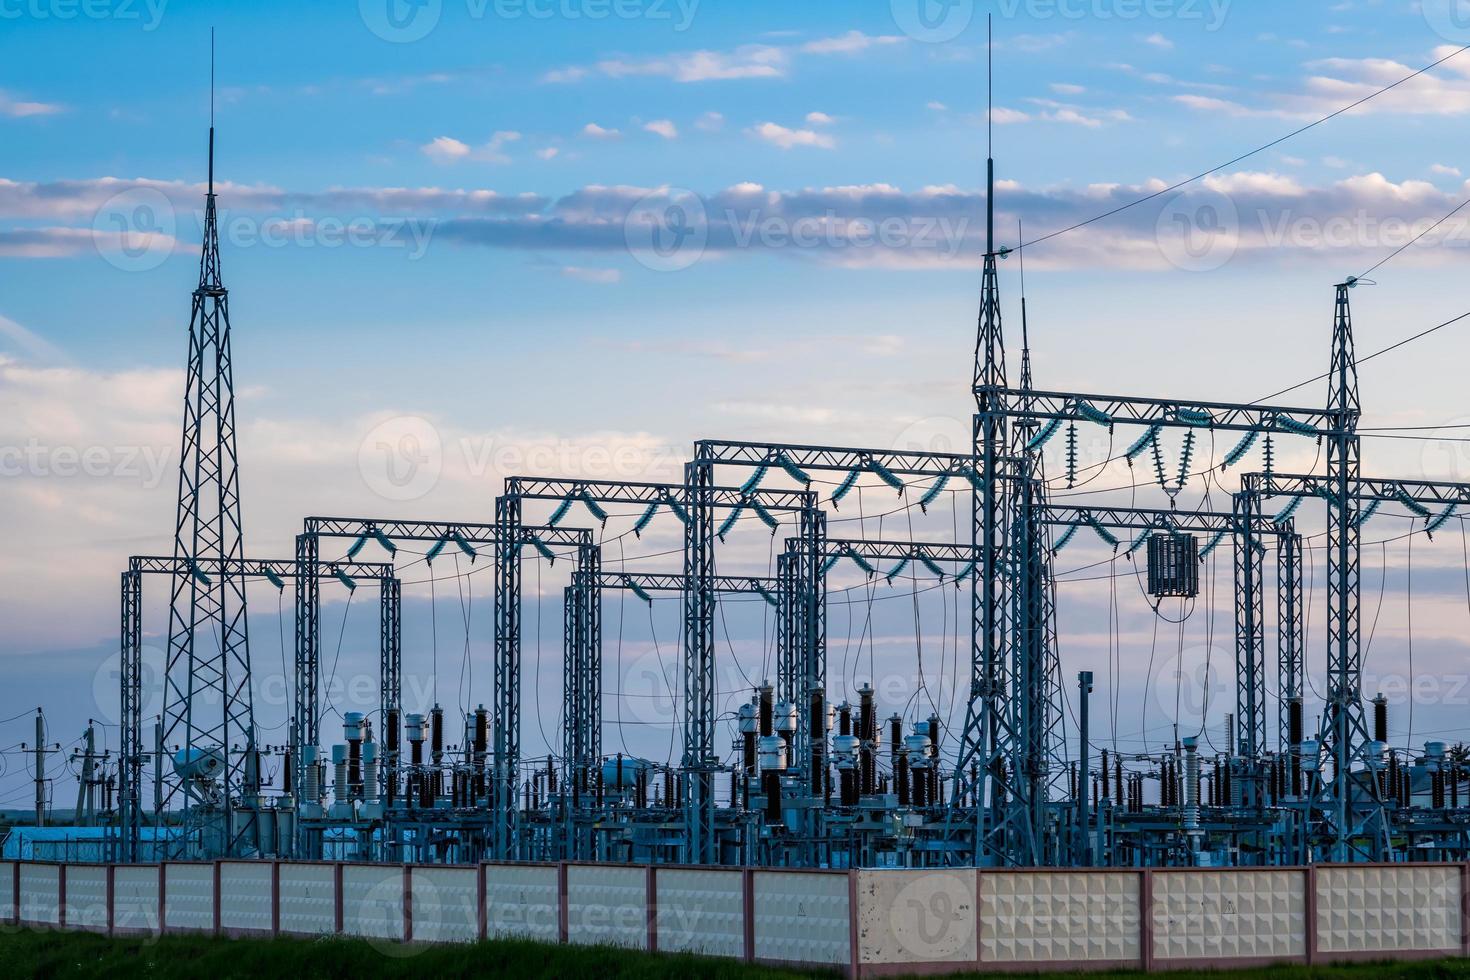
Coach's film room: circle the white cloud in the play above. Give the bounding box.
[0,90,64,118]
[1143,33,1175,50]
[420,131,521,165]
[1431,163,1463,177]
[559,265,621,284]
[643,119,679,140]
[926,101,948,111]
[989,107,1031,125]
[695,111,725,131]
[798,31,904,56]
[421,136,471,163]
[582,123,622,140]
[805,111,836,127]
[537,147,560,160]
[542,32,902,86]
[747,122,836,150]
[1051,83,1087,95]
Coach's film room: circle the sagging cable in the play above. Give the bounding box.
[831,469,861,507]
[740,465,769,496]
[775,453,812,486]
[866,458,905,495]
[1394,487,1431,518]
[918,473,951,513]
[1075,401,1112,427]
[1222,429,1260,470]
[1027,417,1063,451]
[1125,424,1162,464]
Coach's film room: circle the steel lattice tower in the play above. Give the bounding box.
[160,123,257,857]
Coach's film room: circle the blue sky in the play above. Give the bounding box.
[4,0,1470,806]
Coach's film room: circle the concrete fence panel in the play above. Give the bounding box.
[18,862,60,927]
[163,863,215,933]
[484,863,558,942]
[1,862,14,923]
[980,870,1142,969]
[1152,868,1306,966]
[652,867,745,959]
[854,868,977,972]
[752,870,851,967]
[219,861,274,936]
[277,863,335,936]
[112,865,160,935]
[566,864,647,949]
[409,865,479,944]
[341,863,404,941]
[1317,865,1462,958]
[63,865,109,932]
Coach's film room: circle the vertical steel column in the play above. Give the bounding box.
[1233,493,1265,783]
[493,497,523,859]
[120,569,143,863]
[1277,529,1303,753]
[379,577,401,802]
[291,532,320,855]
[682,460,717,864]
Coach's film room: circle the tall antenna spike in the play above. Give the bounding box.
[986,14,995,257]
[208,28,216,195]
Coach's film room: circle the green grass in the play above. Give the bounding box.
[2,929,1470,980]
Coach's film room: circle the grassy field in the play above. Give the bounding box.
[3,929,1470,979]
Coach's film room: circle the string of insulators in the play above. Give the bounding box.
[1263,434,1275,477]
[958,466,985,492]
[426,536,449,564]
[632,502,659,537]
[579,491,609,525]
[1312,485,1341,509]
[1053,524,1080,554]
[371,529,396,555]
[740,464,769,496]
[843,546,877,577]
[346,534,368,560]
[333,569,357,591]
[775,453,812,486]
[1127,528,1151,556]
[1066,423,1079,488]
[531,538,558,563]
[1273,496,1304,524]
[866,458,905,495]
[1274,416,1320,438]
[1175,407,1214,427]
[749,499,780,532]
[751,582,780,607]
[1175,430,1196,491]
[1125,424,1161,464]
[918,473,950,513]
[1426,503,1459,537]
[831,469,861,507]
[1149,432,1169,492]
[1352,497,1383,528]
[1394,487,1431,518]
[1084,514,1120,549]
[821,554,841,576]
[1027,417,1063,451]
[1222,429,1259,470]
[885,558,911,584]
[717,503,745,540]
[629,581,653,605]
[1200,530,1228,558]
[952,562,976,582]
[264,568,286,591]
[918,555,947,578]
[664,495,689,525]
[187,559,212,586]
[451,532,477,561]
[546,498,573,527]
[1075,401,1112,427]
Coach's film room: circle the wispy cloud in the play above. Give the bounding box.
[0,90,64,118]
[747,122,836,150]
[582,122,623,140]
[542,31,904,85]
[643,119,678,140]
[420,131,521,165]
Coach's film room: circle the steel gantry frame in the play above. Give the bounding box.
[498,476,818,864]
[120,555,396,863]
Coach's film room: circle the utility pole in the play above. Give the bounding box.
[73,723,97,826]
[34,708,47,827]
